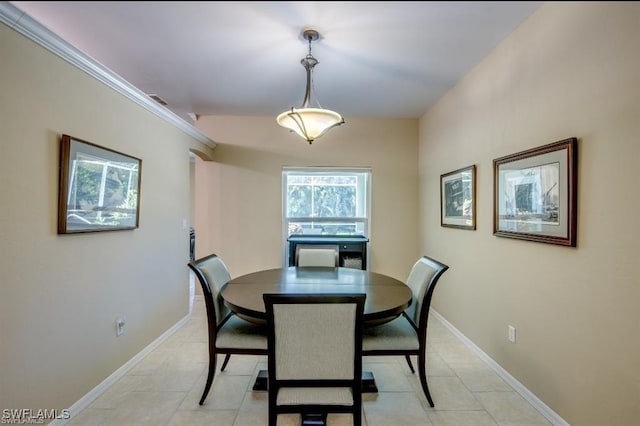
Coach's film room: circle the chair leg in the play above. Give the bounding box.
[268,409,277,426]
[199,350,217,405]
[418,351,434,407]
[353,405,362,426]
[404,354,415,374]
[220,354,231,371]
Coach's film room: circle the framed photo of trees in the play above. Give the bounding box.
[440,165,476,230]
[58,134,141,234]
[493,138,577,246]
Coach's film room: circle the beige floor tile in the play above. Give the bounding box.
[326,413,362,426]
[232,407,299,426]
[232,410,271,426]
[237,390,268,412]
[66,299,550,426]
[167,409,237,426]
[254,358,269,371]
[449,362,512,392]
[90,391,186,425]
[366,362,415,392]
[184,326,209,342]
[160,341,209,368]
[89,376,145,409]
[67,407,116,425]
[134,369,203,392]
[363,391,433,426]
[127,349,171,376]
[474,391,551,425]
[220,354,264,376]
[426,351,458,377]
[175,322,208,342]
[161,331,197,351]
[177,374,209,409]
[189,373,253,410]
[427,376,484,411]
[435,339,485,364]
[428,410,499,425]
[427,316,455,339]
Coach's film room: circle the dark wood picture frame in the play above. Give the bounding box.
[493,138,577,246]
[440,165,476,230]
[58,134,142,234]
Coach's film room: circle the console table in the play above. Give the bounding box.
[287,235,369,270]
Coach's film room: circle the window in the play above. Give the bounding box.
[283,167,371,237]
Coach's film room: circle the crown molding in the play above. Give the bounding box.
[0,2,216,149]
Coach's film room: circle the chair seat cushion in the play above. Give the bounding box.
[216,315,267,350]
[362,315,419,351]
[277,387,353,406]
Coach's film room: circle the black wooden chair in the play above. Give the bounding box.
[188,253,268,405]
[263,293,366,426]
[362,255,449,407]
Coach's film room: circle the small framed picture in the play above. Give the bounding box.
[493,137,577,246]
[440,165,476,230]
[58,134,142,234]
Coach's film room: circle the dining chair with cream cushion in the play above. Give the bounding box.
[295,244,340,267]
[263,293,366,426]
[188,253,268,405]
[362,255,449,407]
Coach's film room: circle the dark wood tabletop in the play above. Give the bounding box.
[220,266,412,327]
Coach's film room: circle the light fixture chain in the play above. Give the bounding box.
[311,71,323,109]
[305,31,322,109]
[276,28,344,144]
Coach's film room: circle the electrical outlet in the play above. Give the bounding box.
[116,317,126,337]
[508,325,516,343]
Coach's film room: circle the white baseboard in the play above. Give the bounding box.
[49,313,192,425]
[430,310,569,426]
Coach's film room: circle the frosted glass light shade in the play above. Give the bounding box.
[277,107,344,144]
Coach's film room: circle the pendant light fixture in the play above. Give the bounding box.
[277,29,344,144]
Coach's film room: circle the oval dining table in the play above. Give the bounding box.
[220,266,413,327]
[220,266,413,393]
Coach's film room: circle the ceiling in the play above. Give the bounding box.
[11,1,542,125]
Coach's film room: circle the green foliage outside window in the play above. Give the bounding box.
[284,170,369,236]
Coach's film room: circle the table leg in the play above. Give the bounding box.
[252,369,269,391]
[301,413,326,425]
[361,370,379,393]
[252,369,378,393]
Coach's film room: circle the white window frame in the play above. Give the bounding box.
[282,166,372,267]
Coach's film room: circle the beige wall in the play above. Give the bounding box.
[194,116,419,281]
[5,2,637,423]
[419,3,640,425]
[0,23,213,410]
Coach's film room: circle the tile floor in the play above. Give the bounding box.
[68,297,552,425]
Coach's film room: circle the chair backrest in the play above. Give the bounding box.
[263,292,366,386]
[403,256,449,329]
[295,244,339,267]
[188,253,232,325]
